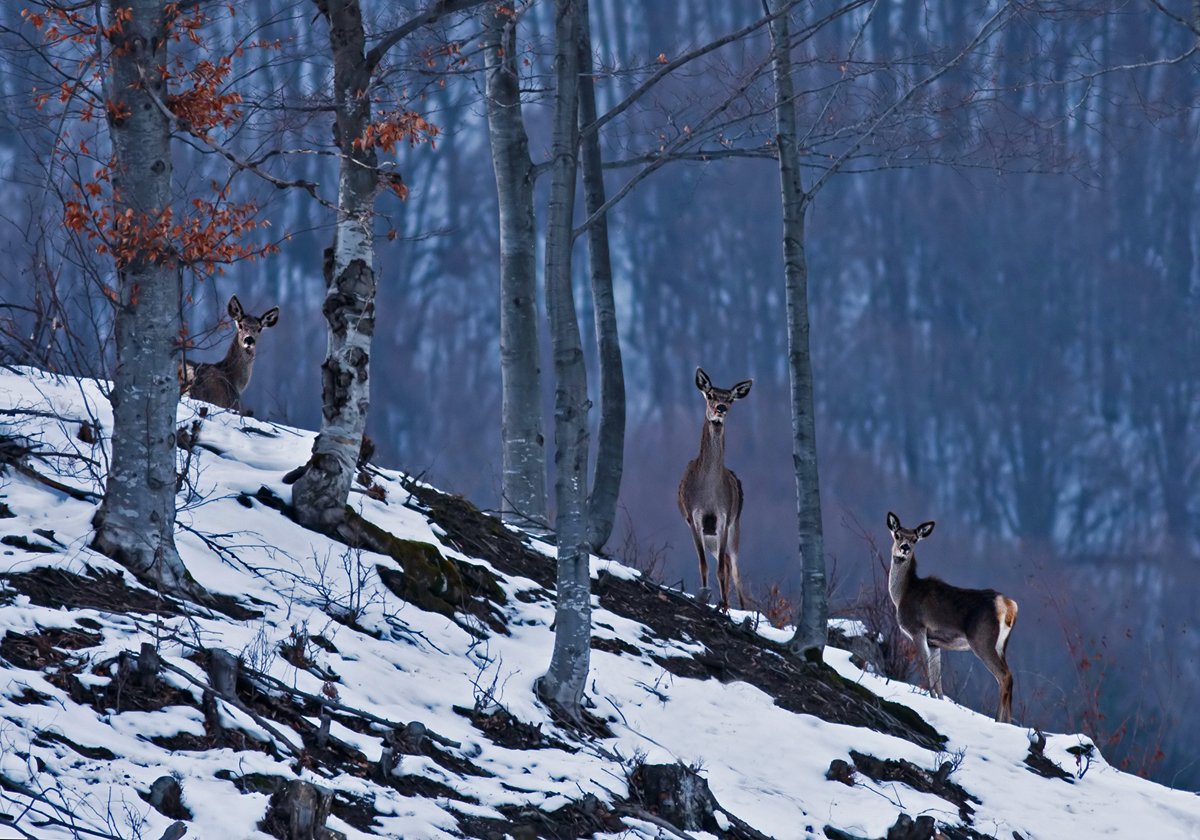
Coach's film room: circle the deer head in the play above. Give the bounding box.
[228,295,279,357]
[695,367,752,426]
[886,511,935,563]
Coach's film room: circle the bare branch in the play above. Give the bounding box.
[366,0,490,72]
[805,1,1016,201]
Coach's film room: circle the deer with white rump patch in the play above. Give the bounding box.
[885,511,1018,723]
[678,367,752,612]
[180,295,279,410]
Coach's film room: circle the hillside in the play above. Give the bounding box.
[0,366,1197,840]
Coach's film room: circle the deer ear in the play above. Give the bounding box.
[886,511,900,532]
[261,307,280,328]
[731,379,753,400]
[227,295,244,321]
[915,521,935,540]
[695,367,712,392]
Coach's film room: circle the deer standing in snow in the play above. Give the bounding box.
[180,295,279,410]
[678,368,752,612]
[885,511,1018,723]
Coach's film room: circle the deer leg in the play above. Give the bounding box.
[912,628,940,698]
[971,637,1014,724]
[927,646,943,698]
[716,531,731,613]
[727,516,746,609]
[688,517,710,603]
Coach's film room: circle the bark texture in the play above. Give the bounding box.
[769,2,827,659]
[91,0,191,594]
[538,0,592,715]
[578,0,625,554]
[484,5,547,531]
[293,0,379,529]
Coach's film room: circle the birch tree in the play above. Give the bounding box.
[290,0,382,531]
[291,0,473,531]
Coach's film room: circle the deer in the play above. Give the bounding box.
[179,295,279,410]
[885,511,1018,723]
[678,367,752,612]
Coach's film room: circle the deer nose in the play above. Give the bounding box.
[715,403,727,415]
[899,542,910,553]
[244,336,256,347]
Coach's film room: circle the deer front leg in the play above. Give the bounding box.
[912,628,942,698]
[727,517,746,610]
[688,518,710,604]
[716,531,731,613]
[927,646,943,698]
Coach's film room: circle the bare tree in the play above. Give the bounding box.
[767,0,1017,659]
[484,3,548,531]
[89,0,191,592]
[537,0,592,716]
[292,0,480,530]
[578,0,625,554]
[290,0,382,531]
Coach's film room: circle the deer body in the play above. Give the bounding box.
[678,368,752,611]
[886,512,1018,723]
[180,295,279,410]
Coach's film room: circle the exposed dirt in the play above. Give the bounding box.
[847,750,979,823]
[407,481,945,752]
[1,566,183,615]
[454,704,576,753]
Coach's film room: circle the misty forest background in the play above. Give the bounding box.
[2,1,1199,790]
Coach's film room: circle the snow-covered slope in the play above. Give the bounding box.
[0,367,1196,840]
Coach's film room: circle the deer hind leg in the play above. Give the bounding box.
[688,516,710,601]
[710,528,729,614]
[974,596,1019,723]
[727,515,746,610]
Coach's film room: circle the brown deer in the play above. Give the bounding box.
[885,511,1018,723]
[180,295,279,410]
[678,367,752,612]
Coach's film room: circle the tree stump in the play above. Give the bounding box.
[207,649,240,698]
[147,775,190,820]
[633,762,715,831]
[138,642,161,691]
[263,779,345,840]
[885,813,935,840]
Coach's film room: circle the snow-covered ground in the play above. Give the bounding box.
[0,367,1197,840]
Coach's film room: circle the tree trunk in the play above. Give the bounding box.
[538,0,591,715]
[91,0,192,595]
[578,0,625,554]
[293,0,379,530]
[483,5,548,531]
[769,2,827,660]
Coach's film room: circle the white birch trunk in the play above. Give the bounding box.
[292,0,379,529]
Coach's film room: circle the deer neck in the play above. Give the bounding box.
[218,337,255,392]
[888,552,919,607]
[696,419,727,473]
